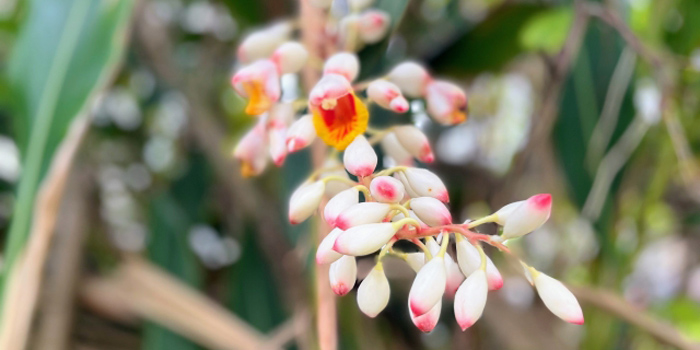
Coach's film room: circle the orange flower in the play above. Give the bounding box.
[309,74,369,150]
[231,60,281,116]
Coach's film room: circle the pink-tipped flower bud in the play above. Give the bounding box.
[271,41,308,74]
[288,181,325,225]
[324,187,360,227]
[455,238,503,291]
[425,80,468,125]
[329,255,357,296]
[286,114,316,152]
[380,132,413,166]
[316,228,345,264]
[233,119,268,177]
[387,61,432,98]
[410,299,441,333]
[335,202,392,230]
[309,73,353,107]
[500,194,552,241]
[343,135,377,177]
[370,176,405,203]
[454,270,488,330]
[357,264,391,317]
[408,256,446,316]
[267,103,293,166]
[231,60,281,116]
[333,222,399,256]
[357,10,391,44]
[393,125,434,163]
[323,52,360,83]
[409,197,452,226]
[398,168,449,203]
[237,22,293,63]
[367,80,409,113]
[534,272,584,325]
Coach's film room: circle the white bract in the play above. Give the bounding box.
[357,265,391,317]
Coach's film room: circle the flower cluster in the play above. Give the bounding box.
[289,136,584,331]
[229,3,583,333]
[231,16,469,176]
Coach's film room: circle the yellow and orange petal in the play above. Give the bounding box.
[312,92,369,150]
[243,80,274,116]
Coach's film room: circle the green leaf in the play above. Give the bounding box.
[357,0,410,80]
[520,6,573,54]
[3,0,134,280]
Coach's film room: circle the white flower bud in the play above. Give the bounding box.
[410,299,441,333]
[237,22,293,63]
[500,194,552,240]
[335,202,392,229]
[323,52,360,83]
[267,103,293,166]
[393,125,434,163]
[367,80,409,113]
[271,41,308,74]
[534,272,584,325]
[445,252,465,297]
[369,176,405,203]
[381,132,413,166]
[409,197,452,226]
[309,73,353,107]
[387,61,431,98]
[233,119,268,177]
[329,255,357,296]
[425,80,467,125]
[399,168,449,203]
[493,200,524,225]
[288,181,325,224]
[286,114,316,152]
[357,10,391,44]
[454,269,488,330]
[409,256,446,316]
[357,265,390,317]
[324,187,359,227]
[405,252,426,272]
[343,135,377,177]
[333,222,399,256]
[455,238,502,290]
[394,170,420,198]
[316,228,344,264]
